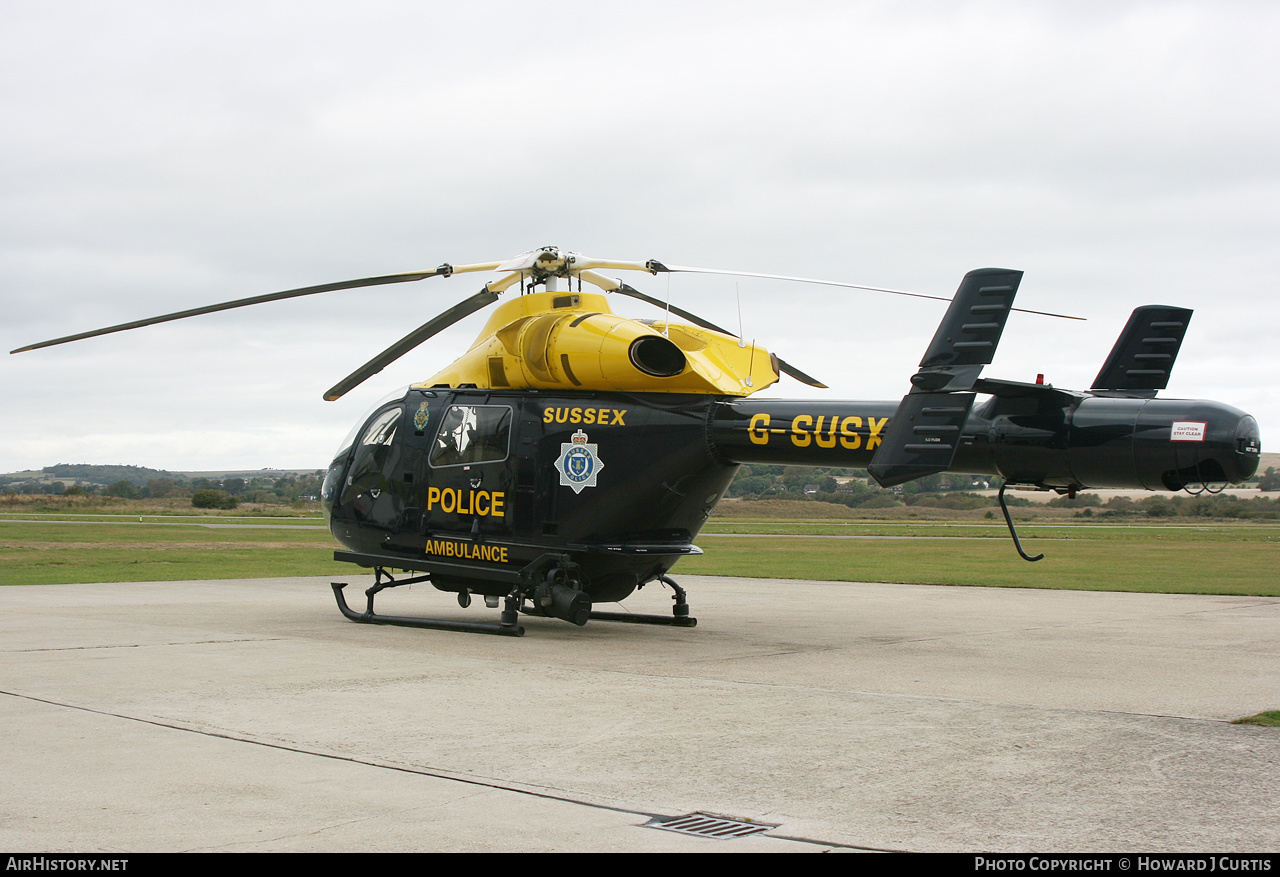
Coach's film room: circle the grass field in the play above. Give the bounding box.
[685,499,1280,595]
[2,497,1277,596]
[1232,711,1280,726]
[0,518,348,584]
[686,526,1279,595]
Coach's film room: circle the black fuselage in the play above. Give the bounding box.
[323,387,1259,603]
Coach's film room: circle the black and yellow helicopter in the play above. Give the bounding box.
[13,246,1262,636]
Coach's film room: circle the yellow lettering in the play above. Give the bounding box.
[748,412,770,445]
[426,488,507,517]
[791,414,813,447]
[839,416,862,450]
[543,407,627,426]
[424,539,510,563]
[867,417,888,451]
[815,415,837,449]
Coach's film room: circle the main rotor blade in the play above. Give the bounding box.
[10,261,505,354]
[647,263,1085,321]
[614,282,827,389]
[322,286,500,401]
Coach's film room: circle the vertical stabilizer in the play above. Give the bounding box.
[868,268,1022,487]
[1090,305,1193,397]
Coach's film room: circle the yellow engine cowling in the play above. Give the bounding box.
[414,291,779,396]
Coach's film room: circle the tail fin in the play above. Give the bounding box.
[868,268,1022,487]
[1091,306,1192,398]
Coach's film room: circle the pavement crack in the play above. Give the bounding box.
[0,688,873,852]
[8,638,282,652]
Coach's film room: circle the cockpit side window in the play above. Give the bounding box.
[360,407,401,448]
[339,405,403,505]
[430,405,512,467]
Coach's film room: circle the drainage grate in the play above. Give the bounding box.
[647,812,775,840]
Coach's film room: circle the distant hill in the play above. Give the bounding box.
[0,464,323,488]
[169,468,324,480]
[40,463,181,486]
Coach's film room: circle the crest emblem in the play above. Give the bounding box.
[413,401,430,431]
[555,429,604,494]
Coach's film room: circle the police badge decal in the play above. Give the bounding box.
[555,429,604,494]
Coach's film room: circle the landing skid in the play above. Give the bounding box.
[331,570,524,637]
[331,571,695,636]
[588,575,697,627]
[586,610,697,627]
[524,575,698,628]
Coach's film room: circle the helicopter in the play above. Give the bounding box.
[13,246,1262,636]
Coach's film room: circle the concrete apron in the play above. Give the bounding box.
[2,575,1277,852]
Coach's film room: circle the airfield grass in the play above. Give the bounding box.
[683,531,1278,595]
[690,500,1280,595]
[1,496,1278,595]
[0,520,348,584]
[1232,711,1280,727]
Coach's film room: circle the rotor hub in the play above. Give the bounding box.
[497,246,577,284]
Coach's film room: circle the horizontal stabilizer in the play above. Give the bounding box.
[1091,305,1192,397]
[973,377,1077,405]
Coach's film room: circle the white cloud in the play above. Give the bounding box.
[3,0,1276,473]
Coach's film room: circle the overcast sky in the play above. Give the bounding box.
[3,0,1276,475]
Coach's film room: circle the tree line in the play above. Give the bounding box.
[5,472,325,506]
[724,464,1280,518]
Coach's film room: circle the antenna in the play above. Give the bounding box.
[736,284,746,348]
[663,273,671,337]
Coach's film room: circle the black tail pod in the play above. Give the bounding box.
[868,268,1022,488]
